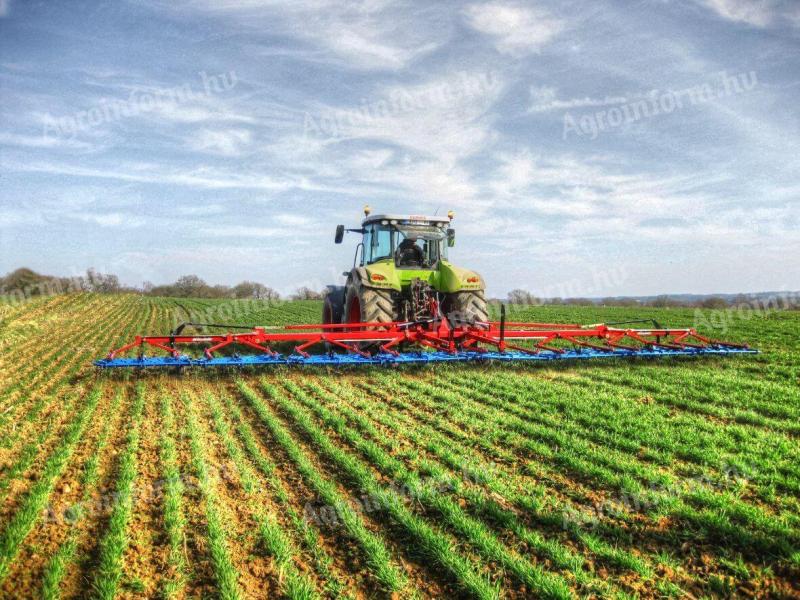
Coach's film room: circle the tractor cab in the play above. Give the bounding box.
[360,215,453,270]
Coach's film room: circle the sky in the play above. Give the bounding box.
[0,0,798,298]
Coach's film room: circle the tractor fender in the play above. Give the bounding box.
[349,264,402,292]
[438,261,485,293]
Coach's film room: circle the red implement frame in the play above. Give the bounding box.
[104,318,749,361]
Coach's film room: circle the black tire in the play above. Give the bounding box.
[444,290,489,325]
[343,278,396,326]
[322,286,345,324]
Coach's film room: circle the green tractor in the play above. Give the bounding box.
[324,207,488,327]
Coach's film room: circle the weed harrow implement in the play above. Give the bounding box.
[94,308,756,368]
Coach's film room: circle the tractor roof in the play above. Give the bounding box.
[362,214,450,226]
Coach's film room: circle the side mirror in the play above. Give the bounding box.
[447,228,455,247]
[334,224,345,244]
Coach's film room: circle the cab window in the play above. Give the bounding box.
[367,225,392,264]
[395,230,443,268]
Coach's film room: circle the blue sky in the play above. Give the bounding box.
[0,0,798,298]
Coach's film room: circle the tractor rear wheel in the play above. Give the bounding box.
[343,279,396,327]
[444,290,489,324]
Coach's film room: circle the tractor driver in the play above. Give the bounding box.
[396,236,424,267]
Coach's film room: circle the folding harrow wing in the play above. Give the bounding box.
[94,309,756,368]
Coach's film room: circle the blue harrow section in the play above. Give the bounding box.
[94,346,757,369]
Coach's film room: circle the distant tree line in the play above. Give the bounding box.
[0,268,326,301]
[0,268,127,298]
[506,289,800,309]
[145,274,283,300]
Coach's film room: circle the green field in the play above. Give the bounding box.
[0,293,797,598]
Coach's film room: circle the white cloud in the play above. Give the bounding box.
[0,207,42,227]
[528,86,629,113]
[463,2,564,55]
[146,102,255,124]
[322,25,434,70]
[187,128,252,156]
[788,5,800,27]
[697,0,800,28]
[345,149,394,170]
[492,152,679,217]
[699,0,774,27]
[375,160,478,206]
[264,69,506,208]
[199,225,288,238]
[302,69,503,162]
[72,212,146,228]
[0,0,9,18]
[179,0,448,70]
[273,213,314,227]
[480,150,799,255]
[174,204,227,216]
[0,159,316,193]
[0,132,95,150]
